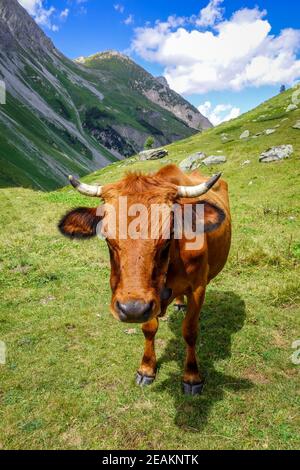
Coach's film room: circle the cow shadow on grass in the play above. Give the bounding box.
[156,290,253,431]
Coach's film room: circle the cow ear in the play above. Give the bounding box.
[58,207,101,239]
[202,201,226,233]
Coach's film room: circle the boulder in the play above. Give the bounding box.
[286,104,298,113]
[139,148,168,161]
[179,152,207,171]
[202,155,227,166]
[259,145,294,163]
[240,130,250,139]
[292,121,300,130]
[221,133,234,143]
[264,129,276,135]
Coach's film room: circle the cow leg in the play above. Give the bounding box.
[136,318,159,387]
[182,287,205,395]
[174,295,186,312]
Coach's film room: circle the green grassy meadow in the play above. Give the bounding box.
[0,87,299,449]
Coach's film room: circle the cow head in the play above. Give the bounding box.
[59,166,224,323]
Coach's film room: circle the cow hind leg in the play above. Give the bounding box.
[136,318,159,387]
[182,287,205,395]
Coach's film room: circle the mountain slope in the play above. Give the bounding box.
[77,51,212,133]
[0,0,210,191]
[80,84,300,186]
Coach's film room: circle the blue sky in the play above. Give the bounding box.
[18,1,300,124]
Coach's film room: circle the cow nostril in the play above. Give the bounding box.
[144,301,154,316]
[116,300,155,322]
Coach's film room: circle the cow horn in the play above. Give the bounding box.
[177,173,222,198]
[68,176,103,197]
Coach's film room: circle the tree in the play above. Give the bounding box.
[280,85,286,93]
[144,136,155,150]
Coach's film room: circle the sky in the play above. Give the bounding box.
[17,0,300,125]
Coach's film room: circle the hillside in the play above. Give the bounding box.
[77,50,212,133]
[0,0,209,191]
[0,87,299,450]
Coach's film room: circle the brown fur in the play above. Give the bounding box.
[59,165,232,387]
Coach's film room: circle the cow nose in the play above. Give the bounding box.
[116,300,154,323]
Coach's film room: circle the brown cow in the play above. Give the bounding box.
[59,165,231,395]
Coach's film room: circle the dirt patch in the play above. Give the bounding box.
[243,367,270,385]
[61,428,82,448]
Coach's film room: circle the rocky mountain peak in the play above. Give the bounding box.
[156,76,169,88]
[0,0,55,54]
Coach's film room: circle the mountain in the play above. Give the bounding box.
[0,0,211,190]
[76,51,212,134]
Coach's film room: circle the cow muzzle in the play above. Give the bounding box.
[116,300,155,323]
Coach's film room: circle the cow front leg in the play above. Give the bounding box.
[136,318,159,387]
[182,287,205,395]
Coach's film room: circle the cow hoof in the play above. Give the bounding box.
[174,304,186,312]
[136,372,155,387]
[183,381,205,396]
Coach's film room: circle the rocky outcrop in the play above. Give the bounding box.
[179,152,207,171]
[156,76,169,88]
[142,86,212,131]
[221,133,234,143]
[265,129,276,135]
[286,104,298,112]
[240,130,250,139]
[202,155,227,166]
[259,145,294,163]
[139,148,168,161]
[179,152,226,169]
[292,121,300,129]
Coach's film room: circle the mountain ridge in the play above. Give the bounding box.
[78,50,212,132]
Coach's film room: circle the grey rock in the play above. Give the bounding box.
[221,133,234,143]
[179,152,207,171]
[242,160,251,166]
[156,76,169,88]
[240,130,250,139]
[259,145,294,163]
[286,104,298,112]
[264,128,276,135]
[292,121,300,129]
[139,148,168,161]
[202,155,227,166]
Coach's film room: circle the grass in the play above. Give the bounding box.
[0,87,300,450]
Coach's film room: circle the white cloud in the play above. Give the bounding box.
[60,8,69,20]
[18,0,72,31]
[18,1,56,28]
[131,2,300,95]
[124,14,134,26]
[196,0,224,28]
[114,4,125,14]
[198,101,240,125]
